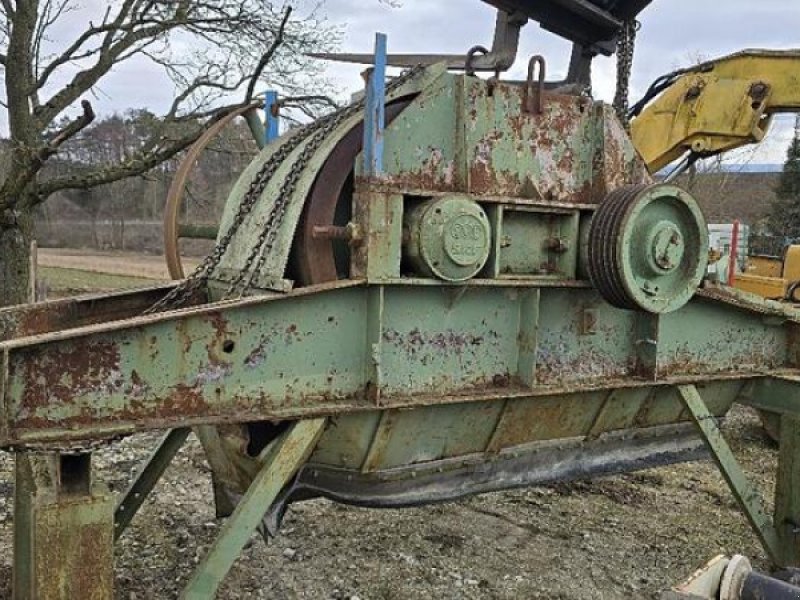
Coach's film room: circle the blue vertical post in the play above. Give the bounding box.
[264,90,280,144]
[363,32,387,177]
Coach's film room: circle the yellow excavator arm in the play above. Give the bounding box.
[631,50,800,173]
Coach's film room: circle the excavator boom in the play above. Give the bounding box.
[631,49,800,173]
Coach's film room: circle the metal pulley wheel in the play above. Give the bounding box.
[587,183,708,313]
[164,103,263,280]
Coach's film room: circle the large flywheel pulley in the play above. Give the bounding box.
[587,183,708,314]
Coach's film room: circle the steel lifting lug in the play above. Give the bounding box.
[524,55,546,114]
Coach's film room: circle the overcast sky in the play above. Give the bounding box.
[3,0,799,163]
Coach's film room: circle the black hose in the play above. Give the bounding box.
[741,571,800,600]
[628,62,715,120]
[786,280,800,303]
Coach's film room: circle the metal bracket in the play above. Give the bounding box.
[180,418,327,599]
[263,90,280,144]
[114,427,191,540]
[677,384,782,564]
[363,33,387,178]
[311,10,525,73]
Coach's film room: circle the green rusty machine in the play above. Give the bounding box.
[4,1,800,597]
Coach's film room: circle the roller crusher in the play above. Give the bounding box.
[2,2,800,597]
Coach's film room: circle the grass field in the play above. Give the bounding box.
[39,265,162,297]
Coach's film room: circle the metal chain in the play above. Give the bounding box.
[612,19,638,131]
[144,122,323,314]
[146,65,423,313]
[22,67,425,454]
[224,64,424,299]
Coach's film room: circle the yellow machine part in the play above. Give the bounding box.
[747,255,783,278]
[733,246,800,301]
[632,50,800,173]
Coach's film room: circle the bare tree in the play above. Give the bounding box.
[0,0,340,305]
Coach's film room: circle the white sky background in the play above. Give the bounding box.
[2,0,799,164]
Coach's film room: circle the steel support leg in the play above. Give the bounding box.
[114,427,191,540]
[775,414,800,565]
[181,418,327,599]
[13,453,114,600]
[678,384,782,564]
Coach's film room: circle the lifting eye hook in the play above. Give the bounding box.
[465,45,490,76]
[524,55,546,114]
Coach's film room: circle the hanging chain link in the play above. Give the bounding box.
[146,65,423,314]
[612,19,639,131]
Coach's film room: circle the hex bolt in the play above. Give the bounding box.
[545,237,569,253]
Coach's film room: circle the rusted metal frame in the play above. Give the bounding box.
[677,384,782,564]
[1,276,796,446]
[775,414,800,566]
[14,452,114,600]
[181,418,327,599]
[114,427,191,540]
[0,283,188,342]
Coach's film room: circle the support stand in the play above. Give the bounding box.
[13,453,114,600]
[181,418,327,599]
[678,384,795,566]
[114,427,191,539]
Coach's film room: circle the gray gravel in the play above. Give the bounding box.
[0,406,776,599]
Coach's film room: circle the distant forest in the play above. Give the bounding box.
[0,109,258,252]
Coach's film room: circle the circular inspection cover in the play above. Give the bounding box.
[406,195,491,282]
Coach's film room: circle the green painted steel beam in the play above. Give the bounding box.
[740,376,800,419]
[114,427,191,540]
[677,384,782,564]
[0,280,795,448]
[181,418,327,599]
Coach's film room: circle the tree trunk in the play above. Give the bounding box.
[0,207,34,307]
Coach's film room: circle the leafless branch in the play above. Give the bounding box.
[36,102,250,200]
[0,100,95,209]
[244,5,291,102]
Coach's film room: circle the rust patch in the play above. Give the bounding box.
[382,328,491,356]
[15,340,123,409]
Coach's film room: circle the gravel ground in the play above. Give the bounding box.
[0,406,777,599]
